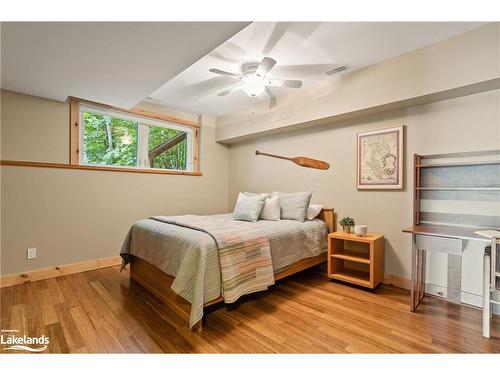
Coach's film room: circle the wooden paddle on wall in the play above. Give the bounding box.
[255,151,330,170]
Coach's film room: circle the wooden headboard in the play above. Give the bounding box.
[318,208,335,234]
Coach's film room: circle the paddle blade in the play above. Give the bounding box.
[292,157,330,170]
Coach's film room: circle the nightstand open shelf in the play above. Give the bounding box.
[330,267,371,287]
[331,248,371,264]
[327,232,384,289]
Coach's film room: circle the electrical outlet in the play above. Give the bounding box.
[27,248,37,260]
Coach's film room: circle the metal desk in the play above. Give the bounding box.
[403,225,498,338]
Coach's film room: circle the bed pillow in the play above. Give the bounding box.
[233,193,267,222]
[306,204,324,220]
[259,196,281,221]
[235,192,279,221]
[236,192,270,202]
[272,190,313,222]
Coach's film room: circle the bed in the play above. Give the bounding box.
[120,208,334,330]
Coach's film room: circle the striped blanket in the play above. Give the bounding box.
[152,215,275,303]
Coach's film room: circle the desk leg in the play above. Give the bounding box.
[411,235,417,311]
[411,234,425,312]
[483,253,491,338]
[419,249,426,301]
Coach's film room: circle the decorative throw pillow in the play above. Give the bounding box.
[306,204,324,220]
[259,196,281,221]
[235,192,279,221]
[236,192,270,203]
[233,193,267,222]
[272,191,313,222]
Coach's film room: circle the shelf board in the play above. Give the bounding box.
[419,149,500,160]
[416,160,500,168]
[328,268,371,287]
[332,252,370,264]
[416,187,500,191]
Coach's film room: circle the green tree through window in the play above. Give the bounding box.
[148,125,188,170]
[82,112,138,166]
[81,110,190,170]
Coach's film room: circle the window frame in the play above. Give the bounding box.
[70,98,200,176]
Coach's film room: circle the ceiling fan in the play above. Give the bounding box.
[209,57,302,98]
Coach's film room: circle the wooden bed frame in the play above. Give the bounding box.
[129,208,335,331]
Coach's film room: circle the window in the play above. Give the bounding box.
[71,100,199,174]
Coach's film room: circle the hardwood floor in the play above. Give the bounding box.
[1,265,499,353]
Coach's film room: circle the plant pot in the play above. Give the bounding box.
[342,226,351,234]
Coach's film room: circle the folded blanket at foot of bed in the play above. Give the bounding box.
[152,215,275,303]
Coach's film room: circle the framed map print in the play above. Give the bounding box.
[357,126,403,189]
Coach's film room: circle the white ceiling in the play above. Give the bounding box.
[1,22,249,108]
[150,22,485,116]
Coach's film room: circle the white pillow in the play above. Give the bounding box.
[235,192,279,221]
[272,191,313,222]
[233,193,267,222]
[259,196,280,221]
[306,204,324,220]
[236,192,269,203]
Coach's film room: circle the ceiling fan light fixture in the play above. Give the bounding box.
[210,56,302,98]
[242,75,265,97]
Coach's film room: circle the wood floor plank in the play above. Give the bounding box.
[1,266,499,353]
[46,277,66,304]
[45,322,70,353]
[38,288,59,326]
[25,282,46,340]
[53,303,86,351]
[0,286,13,330]
[11,304,28,338]
[70,305,107,353]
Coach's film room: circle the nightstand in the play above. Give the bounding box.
[327,231,384,289]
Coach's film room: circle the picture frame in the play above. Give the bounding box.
[357,126,404,190]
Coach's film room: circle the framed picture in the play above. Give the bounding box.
[357,126,404,190]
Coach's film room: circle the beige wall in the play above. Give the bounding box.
[0,90,230,274]
[1,91,70,163]
[228,89,500,279]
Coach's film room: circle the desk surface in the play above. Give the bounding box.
[403,225,491,242]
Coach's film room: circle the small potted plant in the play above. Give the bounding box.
[339,217,355,233]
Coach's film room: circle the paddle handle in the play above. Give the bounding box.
[255,150,292,161]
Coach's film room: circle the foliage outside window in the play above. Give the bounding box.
[80,105,194,171]
[148,125,188,169]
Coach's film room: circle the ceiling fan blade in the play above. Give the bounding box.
[325,64,350,76]
[217,82,244,96]
[265,79,302,88]
[265,87,277,109]
[209,68,242,79]
[255,57,277,77]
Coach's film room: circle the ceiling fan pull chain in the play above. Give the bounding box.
[251,97,256,123]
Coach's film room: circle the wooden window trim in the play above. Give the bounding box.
[70,97,200,174]
[0,160,202,176]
